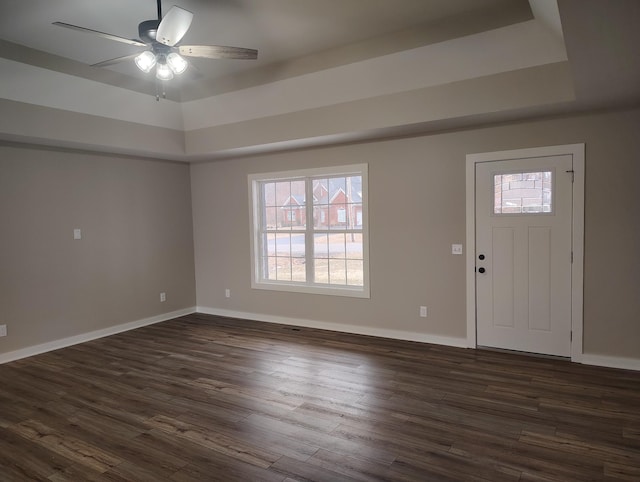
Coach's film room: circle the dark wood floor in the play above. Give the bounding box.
[1,313,639,481]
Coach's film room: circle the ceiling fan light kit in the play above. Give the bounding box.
[166,52,188,75]
[134,50,188,78]
[155,60,174,81]
[134,50,156,73]
[54,0,258,99]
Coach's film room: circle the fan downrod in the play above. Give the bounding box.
[138,0,162,43]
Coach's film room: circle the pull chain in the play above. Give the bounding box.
[155,79,167,101]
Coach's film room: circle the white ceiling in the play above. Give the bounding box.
[0,0,639,161]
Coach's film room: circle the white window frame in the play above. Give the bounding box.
[249,164,369,298]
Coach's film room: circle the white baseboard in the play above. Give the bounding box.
[196,306,468,348]
[0,306,197,365]
[581,353,640,372]
[6,306,637,372]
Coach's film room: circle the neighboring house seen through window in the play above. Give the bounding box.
[249,164,369,297]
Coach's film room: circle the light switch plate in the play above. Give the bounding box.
[0,324,7,337]
[73,228,82,240]
[452,244,463,255]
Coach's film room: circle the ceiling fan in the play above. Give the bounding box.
[53,0,257,94]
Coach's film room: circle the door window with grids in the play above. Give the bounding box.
[249,164,369,297]
[493,171,553,214]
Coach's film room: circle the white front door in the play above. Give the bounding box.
[475,155,573,357]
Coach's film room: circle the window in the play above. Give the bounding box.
[249,164,369,297]
[493,171,552,214]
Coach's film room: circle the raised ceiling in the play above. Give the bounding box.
[0,0,639,161]
[0,0,531,100]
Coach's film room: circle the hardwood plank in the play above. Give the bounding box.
[604,461,640,481]
[177,410,320,462]
[171,457,286,482]
[305,448,399,481]
[241,413,398,466]
[96,460,177,482]
[146,414,282,469]
[270,455,361,482]
[0,427,76,481]
[449,435,604,481]
[519,430,639,466]
[394,449,521,482]
[8,419,121,473]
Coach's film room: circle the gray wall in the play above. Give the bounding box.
[0,144,196,355]
[2,107,638,361]
[191,107,640,359]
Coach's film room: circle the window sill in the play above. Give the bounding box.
[251,280,370,299]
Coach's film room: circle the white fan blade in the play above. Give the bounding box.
[156,6,193,47]
[53,22,146,47]
[92,53,140,68]
[179,45,258,60]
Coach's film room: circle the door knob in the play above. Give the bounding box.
[478,267,486,273]
[479,254,485,260]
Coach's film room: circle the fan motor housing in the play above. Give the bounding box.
[138,20,160,43]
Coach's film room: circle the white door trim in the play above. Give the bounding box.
[465,144,585,362]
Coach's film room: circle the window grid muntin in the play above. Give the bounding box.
[260,178,306,282]
[493,170,553,215]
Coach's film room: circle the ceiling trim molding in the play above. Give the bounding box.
[0,58,183,130]
[182,20,567,132]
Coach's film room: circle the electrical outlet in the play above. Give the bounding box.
[225,289,231,298]
[419,306,428,318]
[160,292,166,302]
[0,324,6,337]
[452,244,463,255]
